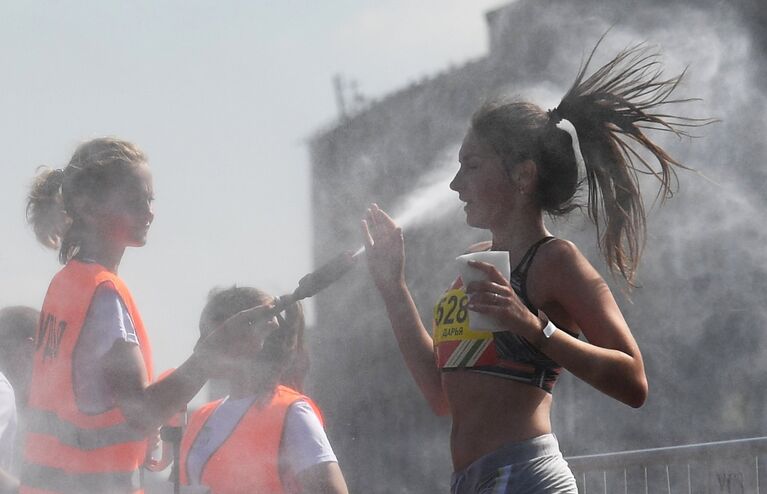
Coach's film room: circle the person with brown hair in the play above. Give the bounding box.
[178,286,348,494]
[21,137,273,494]
[362,41,706,493]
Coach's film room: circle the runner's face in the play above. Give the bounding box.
[450,130,515,229]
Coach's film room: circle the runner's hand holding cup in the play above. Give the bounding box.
[461,253,542,336]
[456,252,511,332]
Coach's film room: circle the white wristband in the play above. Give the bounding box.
[542,319,559,339]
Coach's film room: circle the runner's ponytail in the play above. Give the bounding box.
[471,38,710,284]
[552,40,708,284]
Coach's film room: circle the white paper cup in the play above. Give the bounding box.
[455,251,511,332]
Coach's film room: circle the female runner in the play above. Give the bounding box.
[363,43,704,493]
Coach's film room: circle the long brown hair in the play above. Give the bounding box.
[472,37,710,284]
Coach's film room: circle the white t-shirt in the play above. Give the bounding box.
[185,396,337,487]
[73,284,139,414]
[0,371,17,473]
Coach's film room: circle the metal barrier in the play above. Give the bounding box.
[567,437,767,493]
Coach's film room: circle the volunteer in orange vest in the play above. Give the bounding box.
[179,286,349,494]
[22,138,275,494]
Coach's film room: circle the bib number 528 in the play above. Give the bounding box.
[435,294,468,326]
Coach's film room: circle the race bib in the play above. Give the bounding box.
[433,289,495,368]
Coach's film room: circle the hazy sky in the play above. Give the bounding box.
[0,1,504,372]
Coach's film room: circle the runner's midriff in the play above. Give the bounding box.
[443,371,553,471]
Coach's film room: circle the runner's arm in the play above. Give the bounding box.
[362,204,449,415]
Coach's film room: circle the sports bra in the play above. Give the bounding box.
[433,236,576,393]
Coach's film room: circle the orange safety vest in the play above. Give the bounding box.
[179,386,323,494]
[20,260,154,494]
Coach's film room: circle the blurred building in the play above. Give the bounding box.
[306,1,767,492]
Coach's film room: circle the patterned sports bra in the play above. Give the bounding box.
[433,237,576,393]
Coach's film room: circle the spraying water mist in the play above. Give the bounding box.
[352,158,461,257]
[270,157,461,309]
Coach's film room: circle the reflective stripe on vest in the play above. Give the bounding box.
[25,408,145,450]
[21,260,153,494]
[21,463,141,494]
[179,386,324,494]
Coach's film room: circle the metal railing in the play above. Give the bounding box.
[567,436,767,493]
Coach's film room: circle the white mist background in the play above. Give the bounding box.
[0,1,506,376]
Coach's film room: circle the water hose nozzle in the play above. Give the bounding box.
[273,250,359,312]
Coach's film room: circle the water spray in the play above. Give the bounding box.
[271,158,460,312]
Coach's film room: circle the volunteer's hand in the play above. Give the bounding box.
[194,304,280,360]
[362,204,405,295]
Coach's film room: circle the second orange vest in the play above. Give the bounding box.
[179,386,323,494]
